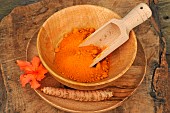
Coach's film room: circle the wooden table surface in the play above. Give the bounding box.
[0,0,169,113]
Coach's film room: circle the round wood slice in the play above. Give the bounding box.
[26,31,146,112]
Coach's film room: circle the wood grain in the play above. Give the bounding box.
[0,0,164,113]
[157,0,170,67]
[157,1,170,51]
[149,0,170,67]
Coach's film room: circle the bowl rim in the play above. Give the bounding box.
[37,4,137,88]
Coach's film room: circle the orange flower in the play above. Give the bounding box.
[17,56,48,89]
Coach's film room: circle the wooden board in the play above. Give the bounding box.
[0,0,167,113]
[26,30,146,112]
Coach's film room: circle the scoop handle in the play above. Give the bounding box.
[122,3,152,33]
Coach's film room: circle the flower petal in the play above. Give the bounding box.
[31,56,41,70]
[20,74,32,87]
[17,60,33,72]
[36,74,45,81]
[30,78,41,89]
[36,64,48,81]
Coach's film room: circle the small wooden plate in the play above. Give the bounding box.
[26,32,146,112]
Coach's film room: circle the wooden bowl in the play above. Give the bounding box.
[37,5,137,90]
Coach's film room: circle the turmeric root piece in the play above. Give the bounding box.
[41,87,113,101]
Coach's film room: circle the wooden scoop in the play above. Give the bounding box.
[79,3,152,67]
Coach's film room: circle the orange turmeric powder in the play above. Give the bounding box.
[55,28,109,82]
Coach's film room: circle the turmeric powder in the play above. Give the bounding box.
[55,28,110,82]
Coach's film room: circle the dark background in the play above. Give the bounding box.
[0,0,40,20]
